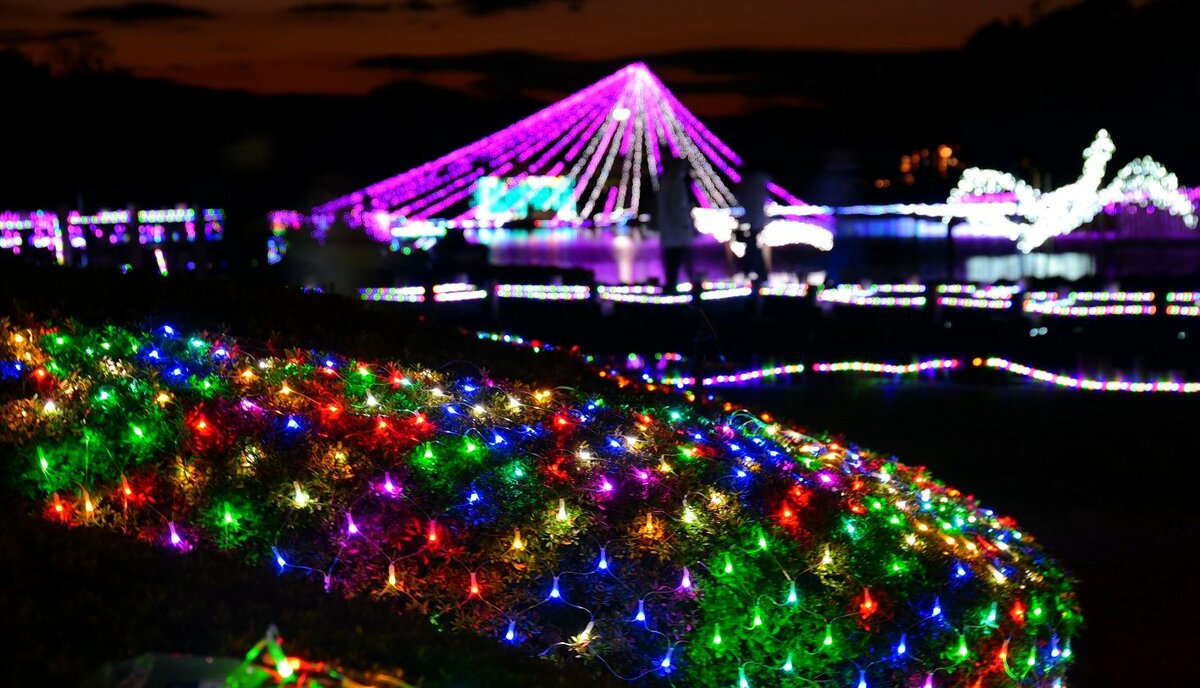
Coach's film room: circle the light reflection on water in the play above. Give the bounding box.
[465,219,1100,284]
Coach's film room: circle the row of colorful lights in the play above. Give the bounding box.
[817,284,927,309]
[1,207,224,265]
[364,283,1200,318]
[0,322,1079,688]
[975,358,1200,393]
[1022,291,1156,317]
[1165,292,1200,317]
[474,330,1200,395]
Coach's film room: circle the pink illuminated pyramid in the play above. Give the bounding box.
[313,63,824,243]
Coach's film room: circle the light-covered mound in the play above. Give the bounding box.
[1,323,1079,687]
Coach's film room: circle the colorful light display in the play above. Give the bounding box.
[654,360,959,388]
[2,322,1079,687]
[818,284,927,309]
[472,176,578,223]
[975,357,1200,393]
[356,281,1200,322]
[597,285,694,305]
[0,210,64,263]
[230,626,413,687]
[948,130,1197,252]
[811,360,959,375]
[758,284,810,298]
[431,283,488,302]
[475,325,1200,397]
[1022,291,1155,317]
[360,287,427,303]
[1165,292,1199,317]
[69,206,224,246]
[311,63,829,246]
[936,285,1020,311]
[2,207,224,267]
[495,284,593,301]
[268,210,304,265]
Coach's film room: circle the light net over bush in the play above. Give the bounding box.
[0,322,1079,687]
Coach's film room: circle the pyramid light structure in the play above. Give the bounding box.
[313,63,831,248]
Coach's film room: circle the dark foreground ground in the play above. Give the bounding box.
[1,262,1195,686]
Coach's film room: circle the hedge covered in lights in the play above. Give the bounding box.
[0,322,1079,687]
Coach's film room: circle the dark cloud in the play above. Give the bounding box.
[282,0,582,17]
[67,2,217,23]
[457,0,583,15]
[286,2,393,15]
[355,50,625,93]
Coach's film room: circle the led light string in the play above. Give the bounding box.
[471,328,1200,395]
[2,323,1077,688]
[1022,291,1156,317]
[358,282,1200,321]
[1165,292,1199,317]
[974,357,1200,393]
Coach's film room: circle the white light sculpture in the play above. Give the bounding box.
[948,130,1197,252]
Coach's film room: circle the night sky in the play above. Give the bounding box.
[4,0,1082,95]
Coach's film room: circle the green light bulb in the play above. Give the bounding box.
[957,635,968,658]
[823,624,833,647]
[724,554,733,574]
[712,625,722,645]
